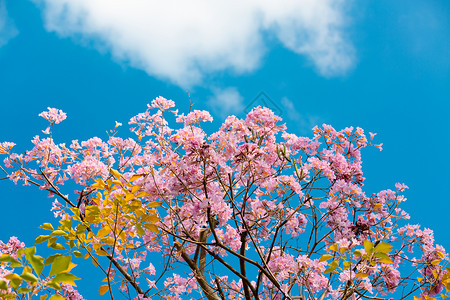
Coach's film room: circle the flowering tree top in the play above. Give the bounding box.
[0,96,448,300]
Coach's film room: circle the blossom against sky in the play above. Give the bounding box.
[0,0,449,298]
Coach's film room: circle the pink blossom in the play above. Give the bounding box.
[148,96,175,110]
[39,107,67,124]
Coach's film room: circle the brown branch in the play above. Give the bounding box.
[174,242,221,300]
[215,278,226,300]
[240,230,251,300]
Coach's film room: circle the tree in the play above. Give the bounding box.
[0,97,448,300]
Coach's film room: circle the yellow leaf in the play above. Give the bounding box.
[148,201,162,207]
[39,223,54,231]
[343,260,352,269]
[97,226,111,239]
[329,260,339,268]
[102,237,116,245]
[91,179,106,190]
[431,259,440,265]
[4,273,22,281]
[131,185,140,194]
[112,179,122,186]
[99,285,109,295]
[356,272,370,278]
[328,244,339,252]
[92,258,99,267]
[144,224,160,234]
[96,249,109,257]
[125,193,136,202]
[319,255,334,262]
[62,262,77,273]
[136,191,150,198]
[364,240,374,255]
[417,277,423,283]
[378,258,394,264]
[374,242,393,254]
[110,169,121,180]
[129,174,144,182]
[146,214,159,224]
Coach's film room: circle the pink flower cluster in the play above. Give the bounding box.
[38,107,67,124]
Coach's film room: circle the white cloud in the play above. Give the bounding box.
[281,97,321,134]
[0,1,18,48]
[208,87,245,119]
[280,97,301,121]
[34,0,355,87]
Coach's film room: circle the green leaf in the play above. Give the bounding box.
[364,240,374,255]
[17,287,31,294]
[29,255,45,276]
[47,237,58,247]
[22,248,44,276]
[23,247,36,256]
[45,254,62,266]
[73,251,83,258]
[20,272,38,283]
[50,230,67,237]
[5,274,22,290]
[374,252,394,264]
[343,260,352,269]
[49,256,71,277]
[374,252,390,259]
[52,273,81,284]
[46,282,61,291]
[60,219,73,230]
[329,260,339,268]
[0,255,21,267]
[76,224,87,234]
[0,280,7,290]
[49,294,65,299]
[35,235,51,245]
[49,243,65,250]
[39,223,54,231]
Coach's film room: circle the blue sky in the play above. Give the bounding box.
[0,0,449,298]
